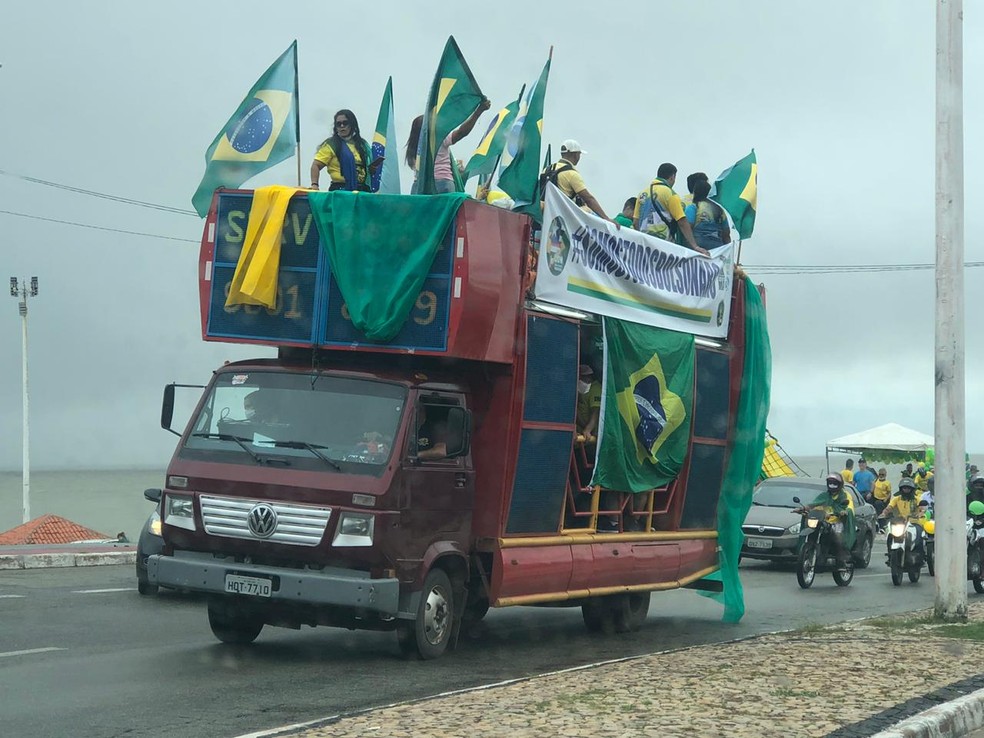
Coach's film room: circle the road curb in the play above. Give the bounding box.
[870,687,984,738]
[0,551,136,569]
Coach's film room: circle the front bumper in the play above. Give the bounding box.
[147,551,400,615]
[741,534,801,560]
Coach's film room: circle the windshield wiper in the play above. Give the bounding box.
[270,440,342,471]
[191,432,266,465]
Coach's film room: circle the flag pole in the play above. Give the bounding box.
[293,40,301,187]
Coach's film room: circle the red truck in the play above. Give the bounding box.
[147,189,752,659]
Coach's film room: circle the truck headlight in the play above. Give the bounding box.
[333,512,374,547]
[149,512,162,537]
[164,494,196,531]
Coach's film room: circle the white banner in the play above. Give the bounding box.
[536,184,735,338]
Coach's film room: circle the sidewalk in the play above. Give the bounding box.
[0,542,136,569]
[249,602,984,738]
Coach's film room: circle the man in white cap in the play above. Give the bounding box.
[541,140,615,224]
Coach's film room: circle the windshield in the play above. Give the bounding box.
[753,482,819,508]
[181,371,406,474]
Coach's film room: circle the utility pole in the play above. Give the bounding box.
[934,0,966,621]
[9,277,38,525]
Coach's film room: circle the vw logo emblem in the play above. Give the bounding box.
[247,504,278,538]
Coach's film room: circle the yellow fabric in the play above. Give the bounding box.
[819,492,854,524]
[577,380,602,430]
[548,160,587,200]
[873,478,892,502]
[314,139,369,186]
[841,468,855,483]
[225,185,306,310]
[914,471,934,491]
[886,495,923,521]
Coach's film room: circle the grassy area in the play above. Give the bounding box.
[931,621,984,641]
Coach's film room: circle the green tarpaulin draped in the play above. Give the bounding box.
[307,191,467,342]
[701,278,771,622]
[591,318,695,493]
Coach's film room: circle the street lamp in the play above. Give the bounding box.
[10,276,38,524]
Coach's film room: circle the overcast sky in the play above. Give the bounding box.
[1,0,982,470]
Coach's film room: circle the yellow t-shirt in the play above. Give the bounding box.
[314,139,369,187]
[633,179,686,240]
[577,380,602,431]
[840,468,855,484]
[886,495,923,521]
[873,478,892,502]
[914,471,933,491]
[550,160,587,201]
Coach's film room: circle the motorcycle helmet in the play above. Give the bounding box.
[825,472,844,492]
[970,500,984,517]
[898,478,917,498]
[971,475,984,489]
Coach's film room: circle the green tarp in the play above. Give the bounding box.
[307,191,467,342]
[590,318,695,493]
[702,277,771,622]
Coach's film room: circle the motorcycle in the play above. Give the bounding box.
[966,516,984,593]
[886,517,924,586]
[794,508,854,589]
[922,519,935,577]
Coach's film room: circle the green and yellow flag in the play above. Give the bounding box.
[711,149,757,240]
[417,36,484,195]
[192,41,299,217]
[591,318,695,493]
[497,54,551,216]
[463,87,523,181]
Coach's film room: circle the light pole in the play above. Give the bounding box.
[934,0,966,621]
[9,276,38,524]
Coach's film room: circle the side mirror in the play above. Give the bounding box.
[444,406,472,458]
[792,496,801,504]
[161,384,177,435]
[144,488,162,503]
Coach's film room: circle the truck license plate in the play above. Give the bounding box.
[746,537,773,549]
[224,574,272,597]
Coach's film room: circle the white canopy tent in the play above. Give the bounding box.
[825,423,934,471]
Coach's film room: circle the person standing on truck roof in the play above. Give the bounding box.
[310,110,380,192]
[614,197,636,228]
[633,163,708,255]
[685,180,731,251]
[682,171,708,207]
[540,140,616,225]
[576,364,602,445]
[406,97,492,194]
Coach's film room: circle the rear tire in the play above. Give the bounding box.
[397,568,455,660]
[797,543,817,589]
[974,576,984,594]
[207,602,263,644]
[908,567,921,583]
[137,579,158,596]
[582,598,616,634]
[612,593,651,633]
[927,548,935,577]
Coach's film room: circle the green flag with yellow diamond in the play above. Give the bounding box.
[591,318,695,493]
[711,149,757,240]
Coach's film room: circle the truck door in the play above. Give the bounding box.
[401,393,475,543]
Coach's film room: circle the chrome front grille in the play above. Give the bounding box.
[199,494,331,546]
[741,524,787,537]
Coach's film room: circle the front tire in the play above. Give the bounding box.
[397,568,455,660]
[927,547,935,577]
[207,602,264,644]
[974,576,984,594]
[855,534,873,569]
[833,564,854,587]
[891,550,903,586]
[797,542,817,589]
[908,566,921,584]
[137,579,158,596]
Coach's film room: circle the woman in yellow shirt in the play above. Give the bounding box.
[310,110,378,192]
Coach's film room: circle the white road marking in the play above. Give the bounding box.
[72,587,135,594]
[0,647,66,659]
[0,594,25,599]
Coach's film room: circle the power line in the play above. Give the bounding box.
[745,262,984,275]
[0,209,198,243]
[0,169,198,217]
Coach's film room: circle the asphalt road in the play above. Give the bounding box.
[0,557,961,738]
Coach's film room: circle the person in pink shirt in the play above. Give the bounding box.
[406,97,491,193]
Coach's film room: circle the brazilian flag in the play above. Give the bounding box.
[191,42,298,217]
[591,318,695,493]
[711,149,757,240]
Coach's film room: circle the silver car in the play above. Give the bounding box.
[741,477,876,568]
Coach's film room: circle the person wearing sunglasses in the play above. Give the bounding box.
[310,109,380,192]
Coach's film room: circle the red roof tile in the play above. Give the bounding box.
[0,515,109,545]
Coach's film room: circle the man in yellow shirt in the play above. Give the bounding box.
[914,464,934,492]
[872,467,892,532]
[542,140,615,224]
[633,163,707,255]
[840,458,855,484]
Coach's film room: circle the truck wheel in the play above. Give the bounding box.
[581,598,616,634]
[137,580,158,596]
[974,576,984,594]
[207,602,263,644]
[397,568,455,660]
[612,593,651,633]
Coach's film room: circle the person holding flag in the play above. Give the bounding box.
[310,109,380,191]
[406,97,491,194]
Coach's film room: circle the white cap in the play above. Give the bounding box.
[560,139,585,155]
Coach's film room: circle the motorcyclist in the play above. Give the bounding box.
[880,477,925,554]
[802,472,856,570]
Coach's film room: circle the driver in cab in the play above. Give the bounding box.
[415,404,448,461]
[800,472,857,569]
